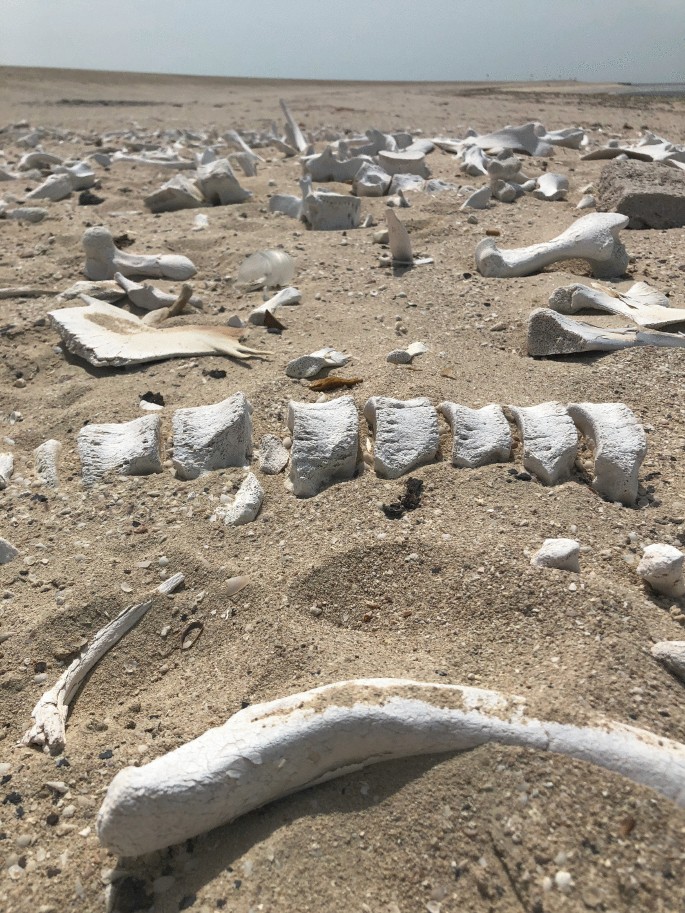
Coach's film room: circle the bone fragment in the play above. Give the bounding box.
[215,472,264,526]
[248,287,302,326]
[285,347,348,379]
[0,538,19,564]
[113,272,202,312]
[287,397,359,497]
[258,435,289,475]
[531,538,580,572]
[508,402,577,485]
[637,545,685,598]
[302,147,373,183]
[460,186,491,210]
[196,159,251,205]
[438,402,512,468]
[364,397,439,479]
[78,414,163,485]
[172,394,253,480]
[576,194,596,210]
[25,173,73,201]
[280,99,309,153]
[377,150,429,178]
[651,642,685,682]
[549,282,685,329]
[144,175,204,213]
[386,341,428,364]
[33,439,61,487]
[533,173,569,201]
[83,227,197,281]
[352,162,392,197]
[302,189,361,231]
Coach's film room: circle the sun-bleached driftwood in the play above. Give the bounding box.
[82,227,197,281]
[549,282,685,329]
[96,676,685,856]
[22,574,184,755]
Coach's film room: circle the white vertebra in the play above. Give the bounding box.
[508,402,578,485]
[438,402,512,468]
[352,161,392,197]
[364,397,439,479]
[33,439,61,487]
[377,150,429,177]
[285,347,348,379]
[531,538,580,572]
[302,189,361,231]
[637,545,685,598]
[533,173,569,201]
[172,393,253,480]
[82,227,197,281]
[78,414,163,485]
[215,472,263,526]
[287,397,359,498]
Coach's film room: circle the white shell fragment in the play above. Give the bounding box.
[475,213,630,279]
[637,544,685,599]
[438,402,512,468]
[651,642,685,683]
[0,453,14,490]
[248,287,302,326]
[302,189,361,231]
[287,396,359,498]
[567,402,646,505]
[33,439,62,487]
[82,227,197,281]
[508,402,578,485]
[78,414,163,485]
[364,397,439,479]
[215,472,264,526]
[96,677,685,857]
[172,393,253,480]
[285,347,348,379]
[258,435,289,475]
[531,538,581,572]
[533,173,569,201]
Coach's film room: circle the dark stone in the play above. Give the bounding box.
[597,160,685,229]
[113,876,153,913]
[98,749,113,760]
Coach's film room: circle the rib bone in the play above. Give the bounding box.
[78,414,163,485]
[364,397,439,479]
[287,397,359,497]
[508,402,578,485]
[172,394,253,480]
[438,402,512,468]
[82,227,197,281]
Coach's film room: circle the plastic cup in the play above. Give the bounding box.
[235,249,295,290]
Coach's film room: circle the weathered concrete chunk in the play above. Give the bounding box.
[438,402,511,468]
[364,397,439,479]
[597,160,685,229]
[508,402,577,485]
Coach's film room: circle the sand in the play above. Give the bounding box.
[1,67,685,912]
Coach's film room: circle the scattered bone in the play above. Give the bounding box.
[637,544,685,598]
[18,151,62,171]
[302,147,373,182]
[196,159,251,205]
[285,347,348,379]
[380,210,432,267]
[548,281,685,329]
[258,435,289,475]
[508,402,578,485]
[56,161,96,190]
[96,676,685,857]
[280,99,309,153]
[531,538,581,572]
[82,226,197,281]
[33,439,62,487]
[0,286,61,299]
[50,298,266,367]
[486,155,524,181]
[144,175,204,213]
[1,206,48,223]
[364,397,439,479]
[301,188,361,231]
[388,173,424,195]
[385,187,411,208]
[651,642,685,682]
[215,472,264,526]
[542,127,586,149]
[268,193,303,219]
[111,151,195,169]
[567,402,646,505]
[22,574,184,755]
[386,341,428,364]
[377,150,429,177]
[352,161,392,197]
[113,272,202,312]
[460,186,491,210]
[438,402,512,468]
[576,194,596,210]
[287,397,359,498]
[475,213,629,279]
[0,453,14,490]
[533,173,569,201]
[58,280,126,303]
[0,538,19,564]
[171,393,253,480]
[224,129,265,164]
[78,414,163,485]
[459,145,491,176]
[464,122,553,156]
[25,172,73,201]
[249,287,302,325]
[192,213,209,231]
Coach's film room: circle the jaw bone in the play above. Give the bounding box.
[172,393,253,480]
[287,397,359,498]
[548,281,685,329]
[49,298,267,368]
[637,545,685,599]
[33,439,61,487]
[82,227,197,281]
[438,403,512,468]
[96,676,685,857]
[364,397,439,479]
[508,402,578,485]
[527,308,685,357]
[78,414,163,485]
[533,173,569,201]
[475,213,630,279]
[566,403,646,505]
[114,272,202,311]
[214,472,264,526]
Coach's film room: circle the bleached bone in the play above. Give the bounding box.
[541,127,585,150]
[377,150,429,178]
[486,155,523,181]
[285,347,348,379]
[380,210,432,267]
[508,402,577,485]
[55,161,95,190]
[465,123,553,156]
[110,151,195,169]
[113,272,202,312]
[196,159,251,205]
[25,173,73,201]
[531,538,580,572]
[18,151,62,171]
[438,402,512,468]
[258,435,289,475]
[637,545,685,599]
[549,282,685,329]
[82,227,197,281]
[1,205,48,223]
[460,186,491,210]
[229,152,258,177]
[651,642,685,682]
[567,402,646,505]
[476,213,630,279]
[301,147,373,182]
[405,138,435,155]
[491,179,521,203]
[33,439,61,487]
[287,397,359,498]
[224,129,265,164]
[459,145,491,176]
[248,287,302,326]
[0,453,14,490]
[96,676,685,857]
[386,187,411,208]
[527,308,685,357]
[22,573,184,755]
[49,298,266,367]
[58,279,126,303]
[353,128,397,156]
[576,194,596,210]
[301,189,361,231]
[533,173,569,201]
[171,394,252,480]
[425,178,458,193]
[364,397,439,479]
[386,341,428,364]
[0,538,19,564]
[352,162,392,197]
[581,146,652,162]
[215,472,264,526]
[192,213,209,231]
[268,193,303,219]
[388,173,425,194]
[280,99,309,153]
[144,175,204,213]
[77,414,163,485]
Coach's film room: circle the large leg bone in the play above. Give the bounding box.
[567,402,646,505]
[438,402,512,468]
[96,677,685,857]
[22,574,184,755]
[637,545,685,598]
[475,213,629,279]
[82,227,197,281]
[78,414,163,485]
[33,439,61,487]
[508,402,578,485]
[172,394,253,480]
[287,396,359,497]
[364,397,439,479]
[549,281,685,329]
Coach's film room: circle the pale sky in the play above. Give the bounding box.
[1,0,683,83]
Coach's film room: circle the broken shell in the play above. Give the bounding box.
[285,347,348,379]
[172,393,253,480]
[225,576,251,598]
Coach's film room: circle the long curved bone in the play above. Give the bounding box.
[96,677,685,857]
[78,414,163,485]
[364,397,439,479]
[82,227,197,281]
[113,273,202,312]
[508,402,577,485]
[549,282,685,329]
[49,298,267,367]
[567,402,646,505]
[438,402,512,468]
[287,396,359,497]
[22,574,184,755]
[475,213,629,279]
[172,393,253,480]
